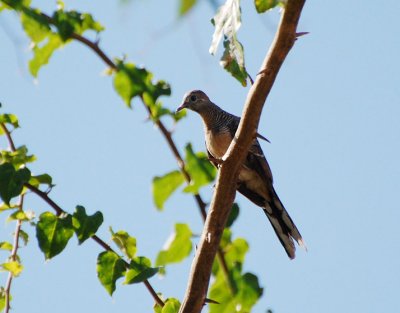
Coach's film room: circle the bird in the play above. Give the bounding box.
[176,90,305,259]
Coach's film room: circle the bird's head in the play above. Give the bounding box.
[176,90,210,114]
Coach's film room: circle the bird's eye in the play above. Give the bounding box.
[190,95,197,102]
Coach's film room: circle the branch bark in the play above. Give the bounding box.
[179,1,306,312]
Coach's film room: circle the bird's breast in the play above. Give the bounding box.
[205,129,232,159]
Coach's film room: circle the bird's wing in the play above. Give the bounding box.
[246,140,273,184]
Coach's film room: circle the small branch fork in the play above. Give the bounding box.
[179,1,307,312]
[1,124,166,306]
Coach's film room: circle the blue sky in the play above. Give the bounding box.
[1,0,400,312]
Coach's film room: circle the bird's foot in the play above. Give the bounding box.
[208,156,224,165]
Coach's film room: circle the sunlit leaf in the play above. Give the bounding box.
[0,145,36,168]
[1,261,23,277]
[124,256,159,284]
[21,9,51,42]
[52,9,104,41]
[110,228,137,260]
[29,33,63,77]
[97,251,126,295]
[156,223,192,268]
[72,206,103,244]
[36,212,74,259]
[0,242,12,251]
[0,114,19,129]
[152,170,185,210]
[8,210,34,222]
[161,298,181,313]
[178,0,197,16]
[28,173,53,188]
[113,61,149,107]
[209,0,248,86]
[220,37,247,86]
[254,0,282,13]
[183,144,216,194]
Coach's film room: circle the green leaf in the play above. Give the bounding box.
[183,144,216,194]
[113,61,171,108]
[0,242,12,251]
[19,229,29,246]
[254,0,282,13]
[156,223,192,268]
[0,163,31,204]
[0,114,19,129]
[8,210,34,222]
[28,173,53,188]
[124,256,159,284]
[36,212,74,259]
[2,261,23,277]
[224,238,249,269]
[29,33,63,77]
[72,206,103,244]
[178,0,197,16]
[209,0,248,86]
[226,203,240,228]
[0,145,36,168]
[220,37,247,86]
[208,269,262,313]
[0,288,5,312]
[152,170,185,210]
[97,251,126,296]
[110,228,137,260]
[162,298,181,313]
[113,61,150,107]
[21,9,51,42]
[52,9,104,41]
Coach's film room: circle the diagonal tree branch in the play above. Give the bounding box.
[179,1,307,312]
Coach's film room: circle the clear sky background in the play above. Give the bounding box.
[1,1,400,312]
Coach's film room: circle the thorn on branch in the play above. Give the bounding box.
[296,31,309,38]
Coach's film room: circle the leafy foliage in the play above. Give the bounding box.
[156,223,193,269]
[110,228,137,260]
[254,0,283,13]
[152,170,185,210]
[97,251,126,295]
[154,298,181,313]
[36,212,74,259]
[178,0,197,16]
[183,143,216,194]
[208,236,263,312]
[210,0,248,86]
[124,256,159,284]
[72,206,103,244]
[113,60,171,110]
[0,163,31,205]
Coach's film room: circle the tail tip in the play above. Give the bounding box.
[297,238,308,252]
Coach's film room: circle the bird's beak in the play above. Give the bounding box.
[176,102,188,113]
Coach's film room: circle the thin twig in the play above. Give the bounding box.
[0,123,16,151]
[179,1,307,312]
[24,183,165,307]
[4,194,24,313]
[1,123,165,307]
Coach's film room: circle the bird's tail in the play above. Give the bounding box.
[263,188,306,259]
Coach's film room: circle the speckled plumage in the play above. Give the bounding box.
[177,90,305,259]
